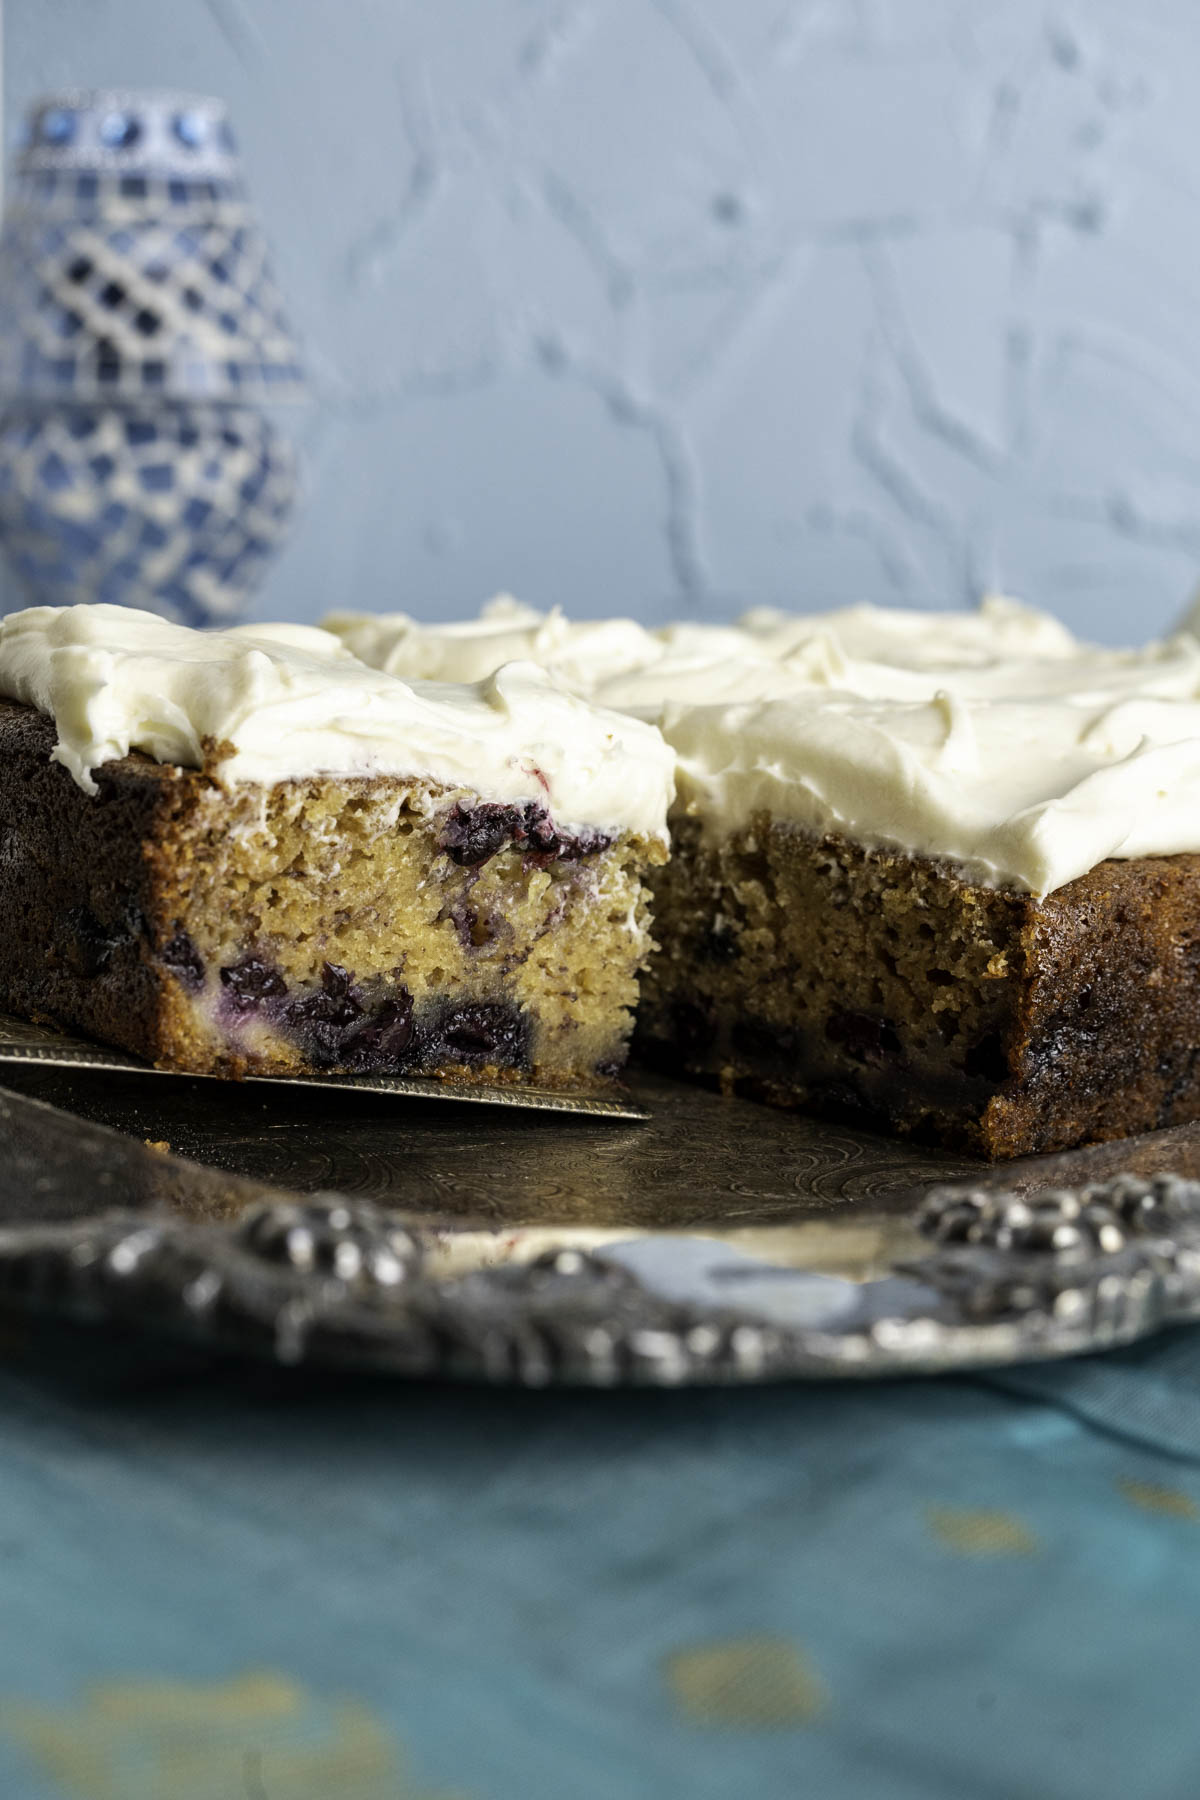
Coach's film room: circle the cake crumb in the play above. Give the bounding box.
[144,1139,171,1154]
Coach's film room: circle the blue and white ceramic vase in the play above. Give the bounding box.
[0,91,304,626]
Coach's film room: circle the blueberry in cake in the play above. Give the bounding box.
[0,605,672,1089]
[328,595,1200,1158]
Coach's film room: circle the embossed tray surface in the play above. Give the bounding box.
[0,1011,648,1120]
[4,1046,1200,1385]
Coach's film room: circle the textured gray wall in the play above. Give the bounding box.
[9,1,1200,641]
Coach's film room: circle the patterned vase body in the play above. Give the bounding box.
[0,403,296,625]
[0,91,303,625]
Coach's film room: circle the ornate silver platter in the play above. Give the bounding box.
[4,1046,1200,1384]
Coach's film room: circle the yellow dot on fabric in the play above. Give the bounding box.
[1118,1477,1199,1520]
[0,1670,463,1800]
[925,1505,1040,1555]
[664,1636,828,1727]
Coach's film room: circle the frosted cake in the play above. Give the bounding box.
[0,605,672,1089]
[327,595,1200,1156]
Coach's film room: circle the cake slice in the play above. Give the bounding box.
[0,605,672,1088]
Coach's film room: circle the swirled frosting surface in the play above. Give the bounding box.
[323,594,658,691]
[0,604,673,840]
[324,594,1200,893]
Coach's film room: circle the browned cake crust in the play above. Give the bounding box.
[638,815,1200,1159]
[0,698,661,1087]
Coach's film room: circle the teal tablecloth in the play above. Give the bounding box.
[0,1330,1197,1799]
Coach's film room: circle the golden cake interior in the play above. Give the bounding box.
[639,813,1200,1158]
[154,774,661,1084]
[0,699,663,1088]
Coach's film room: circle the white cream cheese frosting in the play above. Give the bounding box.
[592,627,1200,716]
[322,592,1090,722]
[323,594,658,692]
[323,593,1200,895]
[662,666,1200,895]
[322,593,1078,696]
[612,624,1200,893]
[0,604,673,841]
[734,594,1080,665]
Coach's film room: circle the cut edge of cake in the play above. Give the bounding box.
[0,699,668,1089]
[638,812,1200,1159]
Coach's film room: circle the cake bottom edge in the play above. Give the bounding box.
[634,1027,1200,1162]
[3,970,632,1094]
